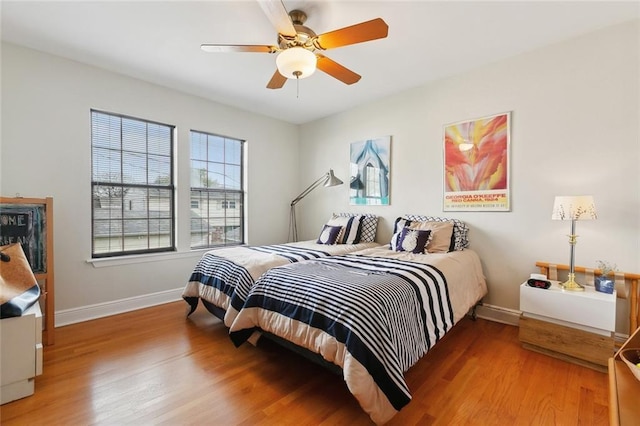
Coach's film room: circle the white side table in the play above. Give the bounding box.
[519,280,616,372]
[0,303,43,404]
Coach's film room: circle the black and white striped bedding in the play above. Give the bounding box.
[248,244,332,261]
[184,251,253,315]
[183,244,331,314]
[228,254,455,424]
[182,241,379,320]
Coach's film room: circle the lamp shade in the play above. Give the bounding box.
[276,47,317,79]
[324,169,343,187]
[551,195,597,220]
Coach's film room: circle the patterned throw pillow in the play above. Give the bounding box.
[389,217,413,250]
[316,225,343,245]
[410,221,454,253]
[402,215,469,251]
[326,215,363,244]
[334,213,378,242]
[395,228,432,254]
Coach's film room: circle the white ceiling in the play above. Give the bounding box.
[2,1,638,124]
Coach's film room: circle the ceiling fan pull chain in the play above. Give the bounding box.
[294,70,301,98]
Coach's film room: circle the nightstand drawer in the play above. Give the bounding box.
[519,316,614,367]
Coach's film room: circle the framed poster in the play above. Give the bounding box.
[443,112,510,211]
[349,136,391,205]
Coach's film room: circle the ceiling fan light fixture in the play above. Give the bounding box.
[276,47,317,79]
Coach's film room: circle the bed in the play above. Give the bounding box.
[227,215,487,425]
[182,213,379,326]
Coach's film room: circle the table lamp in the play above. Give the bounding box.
[551,195,597,291]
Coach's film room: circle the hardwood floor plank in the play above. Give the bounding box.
[1,301,609,425]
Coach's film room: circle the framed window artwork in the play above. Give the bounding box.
[443,112,510,211]
[350,136,391,205]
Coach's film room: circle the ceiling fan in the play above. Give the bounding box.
[201,0,389,89]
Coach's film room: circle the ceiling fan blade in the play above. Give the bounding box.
[266,69,287,89]
[257,0,297,38]
[201,44,277,53]
[316,54,361,85]
[314,18,388,50]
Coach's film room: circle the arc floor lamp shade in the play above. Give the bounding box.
[289,169,343,242]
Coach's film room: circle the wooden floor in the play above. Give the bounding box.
[1,301,609,425]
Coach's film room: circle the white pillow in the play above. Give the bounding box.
[326,214,363,244]
[402,215,470,251]
[410,221,454,253]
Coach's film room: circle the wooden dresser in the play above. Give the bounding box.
[608,327,640,425]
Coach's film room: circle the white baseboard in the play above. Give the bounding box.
[475,303,521,326]
[55,294,631,345]
[55,287,184,327]
[56,293,522,328]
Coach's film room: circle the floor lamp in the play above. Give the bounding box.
[289,169,343,242]
[551,195,597,291]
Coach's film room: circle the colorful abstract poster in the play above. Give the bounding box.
[350,136,391,205]
[443,112,510,211]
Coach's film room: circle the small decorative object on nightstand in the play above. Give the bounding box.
[595,260,616,294]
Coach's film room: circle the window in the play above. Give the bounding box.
[220,201,236,209]
[190,130,244,248]
[91,110,175,258]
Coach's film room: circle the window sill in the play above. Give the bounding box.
[87,249,210,268]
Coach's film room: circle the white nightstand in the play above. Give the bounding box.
[519,280,616,372]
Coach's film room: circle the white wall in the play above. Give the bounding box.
[1,43,299,313]
[298,20,640,333]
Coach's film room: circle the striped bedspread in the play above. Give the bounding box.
[183,243,337,319]
[228,254,454,424]
[248,244,332,261]
[182,241,380,321]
